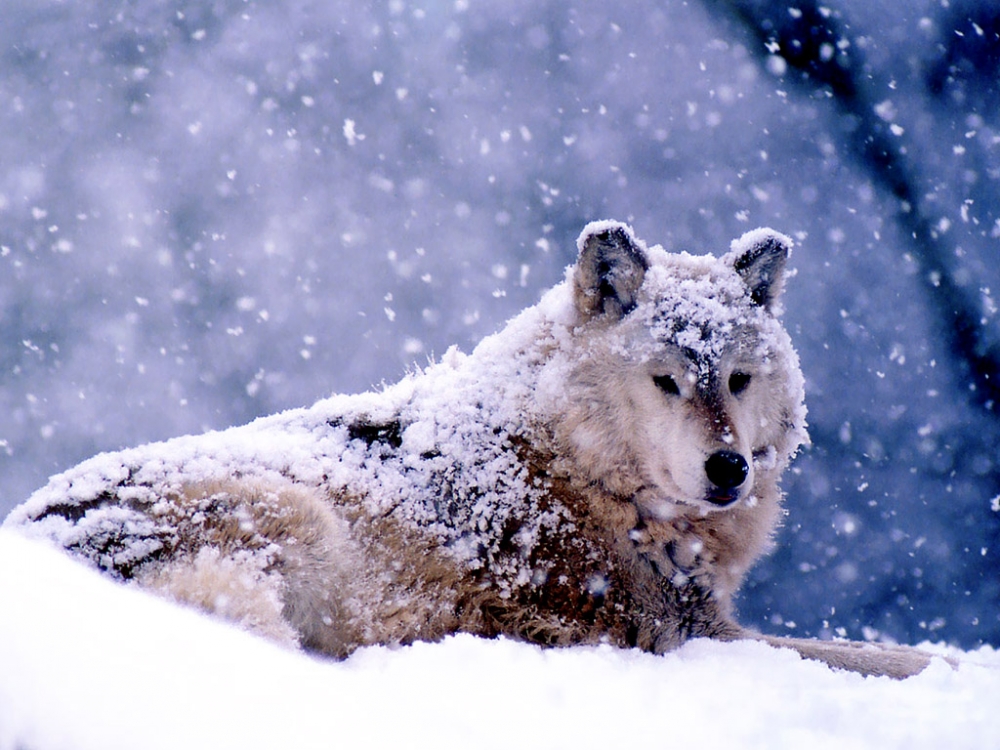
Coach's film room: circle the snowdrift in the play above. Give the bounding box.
[1,529,996,750]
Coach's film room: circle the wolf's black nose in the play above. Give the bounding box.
[705,450,748,491]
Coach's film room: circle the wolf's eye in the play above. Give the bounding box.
[729,371,751,395]
[653,374,680,396]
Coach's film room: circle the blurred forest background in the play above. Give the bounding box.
[1,0,998,648]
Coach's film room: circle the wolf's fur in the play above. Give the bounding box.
[5,221,937,678]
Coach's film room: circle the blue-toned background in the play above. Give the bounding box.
[1,0,998,648]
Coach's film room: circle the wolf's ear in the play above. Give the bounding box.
[726,228,792,311]
[573,221,649,322]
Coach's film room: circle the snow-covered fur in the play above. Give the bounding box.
[4,221,935,678]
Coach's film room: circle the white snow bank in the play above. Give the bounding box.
[0,530,996,750]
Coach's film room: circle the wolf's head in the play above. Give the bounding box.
[557,221,807,518]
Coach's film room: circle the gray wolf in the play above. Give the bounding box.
[3,221,935,678]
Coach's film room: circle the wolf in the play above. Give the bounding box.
[4,220,936,678]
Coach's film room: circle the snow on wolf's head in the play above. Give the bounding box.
[558,220,807,517]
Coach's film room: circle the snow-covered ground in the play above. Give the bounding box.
[1,528,996,750]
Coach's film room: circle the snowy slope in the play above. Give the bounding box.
[1,529,996,750]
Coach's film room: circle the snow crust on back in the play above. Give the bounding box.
[5,281,576,592]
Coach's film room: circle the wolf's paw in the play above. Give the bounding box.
[629,523,711,585]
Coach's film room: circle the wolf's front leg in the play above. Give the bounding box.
[748,633,942,679]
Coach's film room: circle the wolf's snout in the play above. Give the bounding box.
[704,450,748,505]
